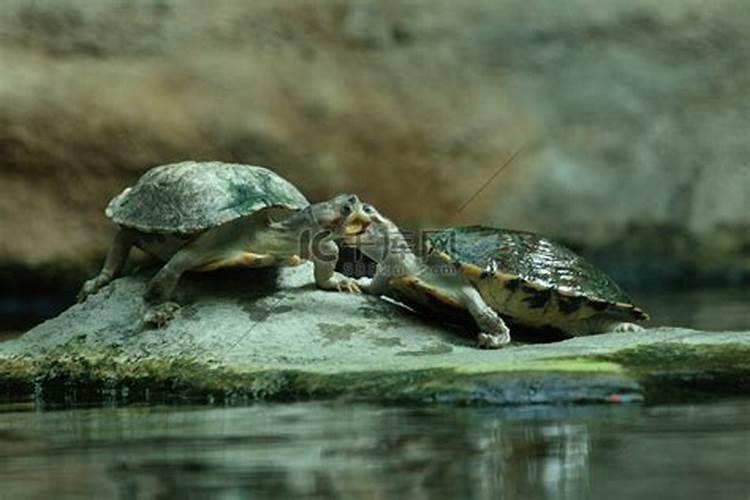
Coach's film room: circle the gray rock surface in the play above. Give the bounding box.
[1,264,748,405]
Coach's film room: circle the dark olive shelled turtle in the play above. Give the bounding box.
[349,205,648,348]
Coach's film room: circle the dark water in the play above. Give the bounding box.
[637,286,749,332]
[0,289,748,499]
[0,401,749,500]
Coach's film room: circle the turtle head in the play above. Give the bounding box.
[308,193,371,238]
[344,203,402,263]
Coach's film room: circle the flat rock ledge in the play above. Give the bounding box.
[1,265,748,406]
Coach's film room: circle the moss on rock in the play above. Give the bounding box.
[596,343,750,402]
[0,352,635,406]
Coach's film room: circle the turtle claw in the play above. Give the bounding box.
[77,276,107,303]
[336,279,362,294]
[319,273,363,294]
[142,302,181,328]
[473,305,511,349]
[77,282,96,303]
[611,322,643,333]
[477,332,511,349]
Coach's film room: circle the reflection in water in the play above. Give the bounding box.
[538,425,591,500]
[0,402,749,500]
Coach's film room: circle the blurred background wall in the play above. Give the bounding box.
[1,0,749,304]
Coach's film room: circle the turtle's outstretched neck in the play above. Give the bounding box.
[351,206,513,349]
[377,222,424,275]
[358,218,424,282]
[265,208,319,257]
[269,207,314,234]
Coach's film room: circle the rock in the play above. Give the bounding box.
[1,264,748,406]
[1,0,749,288]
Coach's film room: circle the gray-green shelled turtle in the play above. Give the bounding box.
[79,161,370,326]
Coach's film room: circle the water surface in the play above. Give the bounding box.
[0,401,748,500]
[638,286,749,332]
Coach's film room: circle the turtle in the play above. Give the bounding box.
[347,205,648,348]
[78,161,371,326]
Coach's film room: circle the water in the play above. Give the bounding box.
[0,401,748,500]
[637,286,749,332]
[0,288,747,499]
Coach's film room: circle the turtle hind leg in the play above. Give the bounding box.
[142,221,268,327]
[142,245,227,327]
[78,229,135,303]
[461,285,511,349]
[141,301,181,328]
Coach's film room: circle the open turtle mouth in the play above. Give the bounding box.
[344,220,369,237]
[343,213,372,239]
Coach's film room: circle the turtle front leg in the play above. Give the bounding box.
[312,240,362,293]
[460,285,511,349]
[78,229,135,303]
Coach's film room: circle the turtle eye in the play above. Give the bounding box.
[363,204,374,214]
[347,195,358,205]
[341,205,352,216]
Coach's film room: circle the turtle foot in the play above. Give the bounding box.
[611,322,643,333]
[336,278,362,294]
[477,332,511,349]
[320,273,363,294]
[473,307,511,349]
[77,276,108,303]
[142,302,181,328]
[144,280,171,305]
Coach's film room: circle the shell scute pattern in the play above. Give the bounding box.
[428,226,634,305]
[106,161,309,234]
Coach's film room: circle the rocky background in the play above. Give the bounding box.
[1,0,749,310]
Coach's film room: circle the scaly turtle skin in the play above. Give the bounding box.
[349,206,648,349]
[79,161,370,326]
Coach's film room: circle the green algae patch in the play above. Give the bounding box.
[594,343,750,402]
[454,359,624,375]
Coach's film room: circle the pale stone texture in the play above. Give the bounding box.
[1,265,748,405]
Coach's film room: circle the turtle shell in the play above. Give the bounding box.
[106,161,309,234]
[420,226,648,333]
